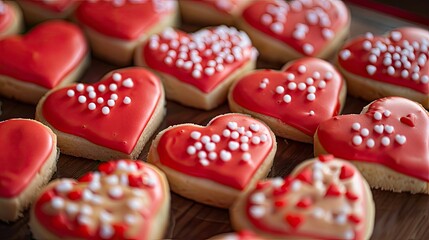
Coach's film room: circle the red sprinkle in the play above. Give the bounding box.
[348,214,361,224]
[275,200,287,207]
[339,165,355,180]
[78,173,93,183]
[67,190,82,200]
[400,113,416,127]
[77,224,91,238]
[296,169,313,184]
[99,161,116,174]
[296,197,312,208]
[325,183,341,197]
[285,214,304,229]
[128,174,143,188]
[318,154,334,162]
[346,190,359,201]
[39,190,55,203]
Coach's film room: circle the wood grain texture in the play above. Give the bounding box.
[1,4,428,240]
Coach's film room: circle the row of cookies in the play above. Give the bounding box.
[0,114,377,239]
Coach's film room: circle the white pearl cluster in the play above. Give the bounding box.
[351,110,407,147]
[258,65,334,116]
[46,161,155,239]
[260,0,336,55]
[106,0,175,13]
[186,121,268,166]
[340,31,429,84]
[67,73,133,116]
[149,26,255,80]
[247,159,360,240]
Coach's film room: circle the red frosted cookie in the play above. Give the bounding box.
[229,58,346,143]
[210,230,265,240]
[148,113,276,208]
[75,0,177,65]
[0,119,58,222]
[0,1,23,39]
[180,0,250,26]
[135,26,257,110]
[230,155,375,240]
[0,20,89,104]
[337,28,429,108]
[36,67,165,161]
[17,0,79,24]
[315,97,429,194]
[237,0,350,62]
[29,160,170,240]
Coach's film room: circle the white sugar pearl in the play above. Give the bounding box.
[352,122,361,131]
[78,96,87,103]
[86,86,94,92]
[306,77,314,85]
[249,206,265,218]
[187,146,196,155]
[307,86,316,93]
[352,135,363,145]
[242,153,251,162]
[421,75,429,84]
[250,123,260,132]
[88,103,96,110]
[102,106,110,115]
[262,78,270,84]
[208,152,217,160]
[307,93,316,101]
[88,91,96,99]
[366,65,376,75]
[298,82,307,90]
[360,128,369,137]
[97,97,104,104]
[288,82,297,90]
[123,78,134,88]
[211,134,220,142]
[381,137,390,146]
[98,84,106,92]
[127,199,142,210]
[325,71,333,80]
[387,66,395,75]
[303,43,314,54]
[228,141,240,151]
[231,131,240,139]
[67,90,75,97]
[190,131,201,140]
[192,70,201,79]
[76,83,84,92]
[374,125,384,134]
[222,129,231,137]
[369,54,377,63]
[362,40,372,50]
[241,143,249,151]
[51,197,65,209]
[259,83,267,89]
[251,136,261,144]
[401,70,409,78]
[194,142,202,150]
[112,73,122,82]
[283,94,292,103]
[123,97,131,104]
[384,110,391,117]
[205,142,216,151]
[287,73,295,81]
[366,138,375,148]
[200,159,210,166]
[107,99,115,107]
[298,65,307,74]
[340,49,351,60]
[260,134,268,142]
[109,186,123,198]
[385,125,394,134]
[220,150,232,161]
[275,86,285,94]
[395,134,406,145]
[198,151,207,159]
[201,135,211,144]
[228,121,238,130]
[373,111,382,120]
[240,136,249,143]
[318,80,326,88]
[109,83,118,91]
[390,31,402,41]
[55,180,73,193]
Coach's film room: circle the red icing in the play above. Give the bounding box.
[34,160,165,240]
[190,0,240,14]
[241,0,349,56]
[41,68,162,154]
[400,114,416,127]
[338,27,429,94]
[0,2,13,33]
[245,160,370,240]
[0,119,54,198]
[142,26,255,93]
[156,114,274,190]
[25,0,78,12]
[75,0,175,40]
[231,58,344,136]
[0,20,87,89]
[317,97,429,181]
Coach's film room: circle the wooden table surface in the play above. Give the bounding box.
[1,3,428,240]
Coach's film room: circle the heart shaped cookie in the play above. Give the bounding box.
[315,97,429,194]
[237,0,350,62]
[148,113,276,208]
[75,0,177,65]
[230,155,375,240]
[36,67,165,161]
[337,27,429,108]
[0,1,23,39]
[229,57,346,143]
[29,160,170,240]
[0,20,89,104]
[135,26,257,110]
[0,119,57,221]
[17,0,79,25]
[180,0,250,26]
